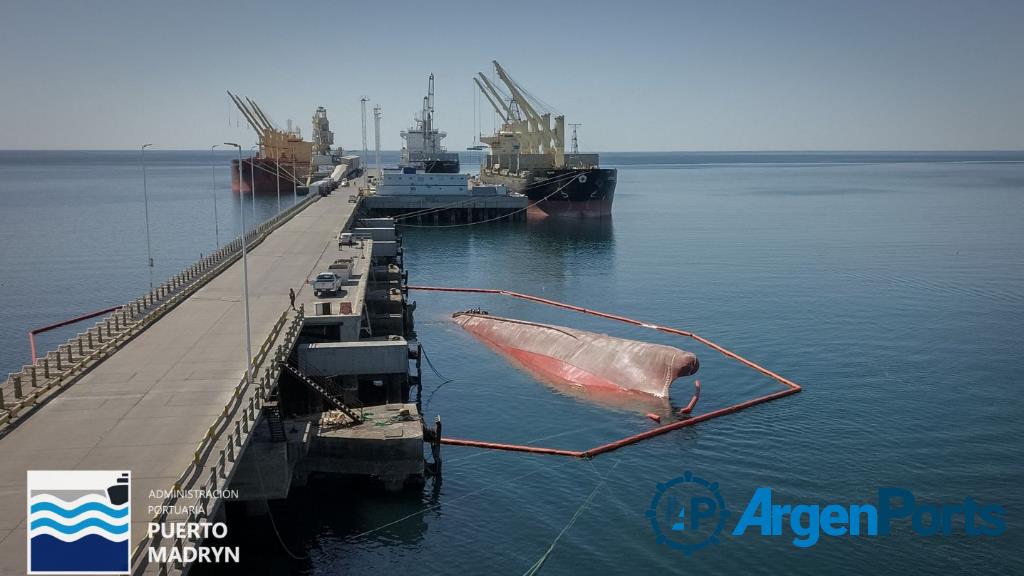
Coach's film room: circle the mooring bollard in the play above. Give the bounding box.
[13,374,23,399]
[234,421,242,445]
[43,357,50,378]
[0,388,5,410]
[55,351,62,371]
[29,365,37,387]
[65,345,72,363]
[77,338,84,357]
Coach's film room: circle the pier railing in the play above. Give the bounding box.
[0,193,319,431]
[130,304,305,575]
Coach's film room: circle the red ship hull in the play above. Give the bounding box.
[231,158,306,195]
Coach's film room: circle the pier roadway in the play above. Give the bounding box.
[0,192,357,574]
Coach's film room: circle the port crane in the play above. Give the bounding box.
[474,61,565,165]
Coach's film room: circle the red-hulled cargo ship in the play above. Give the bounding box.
[230,157,306,195]
[227,91,316,195]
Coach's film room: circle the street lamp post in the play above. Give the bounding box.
[141,143,154,288]
[249,145,258,227]
[275,157,282,215]
[211,144,221,248]
[224,142,253,387]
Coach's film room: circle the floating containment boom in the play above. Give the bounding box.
[452,311,699,398]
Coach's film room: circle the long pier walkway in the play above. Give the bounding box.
[0,191,357,574]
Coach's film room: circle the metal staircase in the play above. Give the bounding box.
[280,362,363,424]
[262,401,287,442]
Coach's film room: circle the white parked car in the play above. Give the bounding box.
[312,272,344,296]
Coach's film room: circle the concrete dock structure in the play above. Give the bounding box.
[361,193,528,224]
[0,188,424,574]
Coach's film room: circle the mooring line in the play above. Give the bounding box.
[522,459,623,575]
[344,463,554,542]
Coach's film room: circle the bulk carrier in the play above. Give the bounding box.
[474,61,616,217]
[227,92,348,194]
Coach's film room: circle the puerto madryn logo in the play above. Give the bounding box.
[27,470,130,574]
[649,472,1007,554]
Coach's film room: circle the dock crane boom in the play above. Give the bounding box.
[245,97,276,132]
[492,61,563,159]
[473,78,508,122]
[227,91,266,141]
[477,73,515,121]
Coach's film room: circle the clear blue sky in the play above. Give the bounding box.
[1,0,1022,151]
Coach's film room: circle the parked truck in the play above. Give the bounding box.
[312,272,344,296]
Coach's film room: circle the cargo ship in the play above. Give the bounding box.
[227,92,329,195]
[473,61,616,217]
[400,74,460,173]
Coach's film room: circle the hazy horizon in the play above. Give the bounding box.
[2,0,1022,152]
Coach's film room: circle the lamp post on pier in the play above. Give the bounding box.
[249,145,258,227]
[141,143,154,288]
[210,144,221,248]
[224,142,253,387]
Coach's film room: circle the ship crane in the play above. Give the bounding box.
[492,61,564,160]
[475,74,513,122]
[226,91,313,173]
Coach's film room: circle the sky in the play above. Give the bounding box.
[1,0,1022,151]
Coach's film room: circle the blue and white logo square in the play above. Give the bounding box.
[27,470,130,574]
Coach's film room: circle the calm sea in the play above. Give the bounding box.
[1,150,1022,574]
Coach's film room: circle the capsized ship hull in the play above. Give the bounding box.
[452,312,698,398]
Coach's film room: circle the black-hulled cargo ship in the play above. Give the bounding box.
[400,74,460,174]
[474,60,616,217]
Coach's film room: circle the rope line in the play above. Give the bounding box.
[343,464,552,542]
[252,441,308,560]
[522,459,622,576]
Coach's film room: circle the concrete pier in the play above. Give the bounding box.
[0,186,425,574]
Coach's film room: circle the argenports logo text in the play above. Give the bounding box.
[650,473,1006,554]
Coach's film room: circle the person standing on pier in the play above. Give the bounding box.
[289,288,296,310]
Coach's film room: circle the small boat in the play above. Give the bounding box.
[452,311,699,399]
